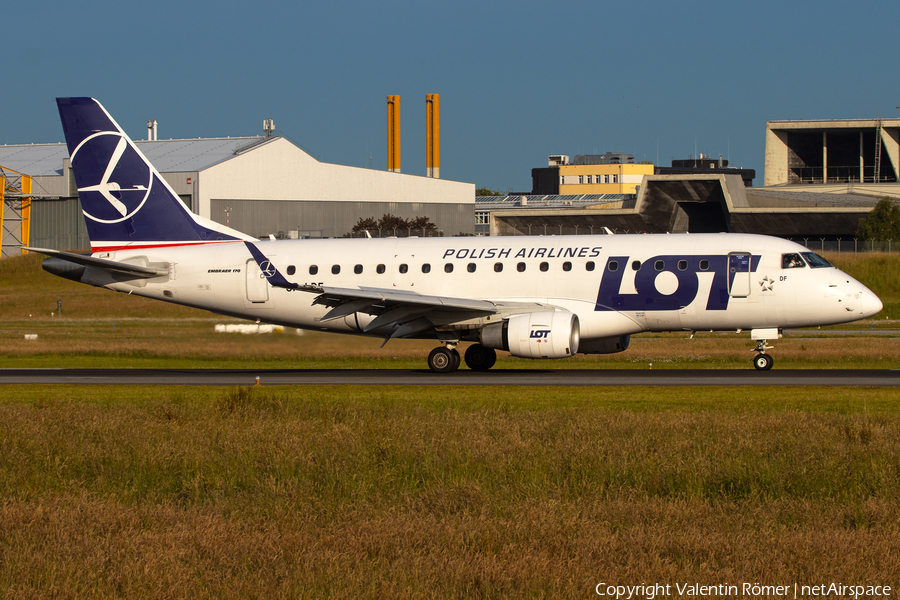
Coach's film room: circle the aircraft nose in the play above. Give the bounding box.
[860,290,883,317]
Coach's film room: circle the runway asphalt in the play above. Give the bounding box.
[1,368,898,386]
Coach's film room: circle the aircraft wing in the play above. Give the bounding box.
[25,247,167,278]
[303,284,547,338]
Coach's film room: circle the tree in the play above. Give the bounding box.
[377,214,410,232]
[476,187,504,196]
[408,216,437,232]
[351,217,378,232]
[856,198,900,241]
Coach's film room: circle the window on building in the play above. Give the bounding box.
[579,175,584,184]
[475,212,490,225]
[613,174,618,184]
[587,175,592,184]
[604,175,610,184]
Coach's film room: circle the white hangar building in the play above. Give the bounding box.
[1,134,475,252]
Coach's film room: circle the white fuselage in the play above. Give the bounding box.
[86,233,881,343]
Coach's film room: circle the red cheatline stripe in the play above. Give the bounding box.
[91,240,242,252]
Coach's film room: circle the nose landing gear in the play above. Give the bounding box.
[752,339,774,371]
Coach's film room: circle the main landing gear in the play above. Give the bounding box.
[427,343,498,373]
[752,339,774,371]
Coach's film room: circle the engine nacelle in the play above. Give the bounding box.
[481,311,580,359]
[578,335,630,355]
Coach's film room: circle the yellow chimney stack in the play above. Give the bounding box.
[426,94,440,178]
[387,95,401,172]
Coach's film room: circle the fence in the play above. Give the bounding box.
[789,238,899,254]
[344,228,447,239]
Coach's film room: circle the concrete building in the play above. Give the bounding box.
[532,154,654,195]
[486,174,878,239]
[0,134,475,251]
[765,118,900,186]
[656,154,756,187]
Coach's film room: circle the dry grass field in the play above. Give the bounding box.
[1,385,899,598]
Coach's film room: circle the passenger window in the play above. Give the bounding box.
[517,262,526,272]
[678,260,687,271]
[309,265,318,275]
[422,264,431,273]
[586,261,595,271]
[354,264,363,274]
[632,260,641,271]
[376,264,386,274]
[782,253,806,269]
[494,262,503,272]
[467,263,476,273]
[399,264,408,274]
[699,259,709,271]
[608,261,618,271]
[540,262,549,272]
[562,261,572,272]
[287,265,296,276]
[654,260,664,271]
[444,263,454,273]
[332,265,340,275]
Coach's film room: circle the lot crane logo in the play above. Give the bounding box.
[258,260,277,279]
[71,131,152,223]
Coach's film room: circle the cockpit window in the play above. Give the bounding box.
[782,253,806,269]
[801,252,833,269]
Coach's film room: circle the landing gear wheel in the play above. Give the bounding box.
[753,353,774,371]
[464,344,497,371]
[428,346,461,373]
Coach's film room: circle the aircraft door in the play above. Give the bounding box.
[245,259,270,303]
[728,252,751,297]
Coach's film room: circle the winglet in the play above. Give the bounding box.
[244,242,300,290]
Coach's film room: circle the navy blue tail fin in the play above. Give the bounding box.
[57,97,252,252]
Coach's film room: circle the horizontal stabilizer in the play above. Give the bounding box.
[26,247,167,278]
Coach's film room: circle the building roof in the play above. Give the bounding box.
[476,194,631,210]
[0,137,268,177]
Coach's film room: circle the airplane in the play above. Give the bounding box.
[29,97,883,373]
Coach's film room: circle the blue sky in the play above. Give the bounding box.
[4,0,899,191]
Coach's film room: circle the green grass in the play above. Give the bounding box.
[1,385,899,597]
